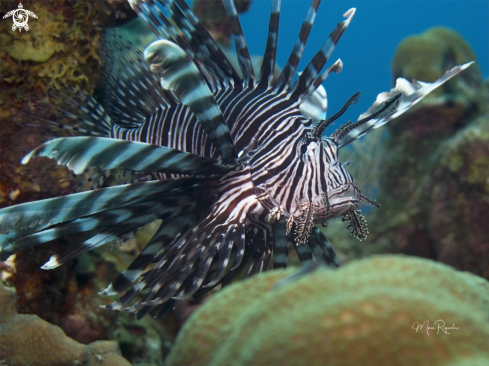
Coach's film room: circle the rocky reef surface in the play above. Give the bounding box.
[0,280,131,366]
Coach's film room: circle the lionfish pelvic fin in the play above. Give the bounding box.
[294,199,315,245]
[342,209,368,241]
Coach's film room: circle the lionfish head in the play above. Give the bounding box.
[299,136,360,222]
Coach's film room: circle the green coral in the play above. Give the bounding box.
[166,255,489,366]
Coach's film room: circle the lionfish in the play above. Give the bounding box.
[0,0,471,318]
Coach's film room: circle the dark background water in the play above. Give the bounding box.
[235,0,488,124]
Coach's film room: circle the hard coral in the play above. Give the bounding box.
[166,255,489,366]
[0,282,131,366]
[345,27,489,270]
[428,113,489,277]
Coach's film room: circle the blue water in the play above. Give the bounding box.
[237,0,489,123]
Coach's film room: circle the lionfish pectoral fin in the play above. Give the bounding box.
[102,215,195,296]
[335,62,474,148]
[0,178,209,259]
[143,40,239,165]
[22,137,234,176]
[342,209,368,241]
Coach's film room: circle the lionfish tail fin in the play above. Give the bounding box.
[335,62,474,147]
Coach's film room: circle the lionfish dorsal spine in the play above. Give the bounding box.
[289,8,356,100]
[274,0,321,92]
[222,0,255,88]
[144,40,239,165]
[258,0,281,90]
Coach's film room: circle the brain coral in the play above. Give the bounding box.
[166,255,489,366]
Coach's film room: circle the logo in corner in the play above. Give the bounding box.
[3,3,38,32]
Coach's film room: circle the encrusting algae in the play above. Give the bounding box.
[166,255,489,366]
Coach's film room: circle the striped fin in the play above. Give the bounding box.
[0,177,207,248]
[245,223,272,277]
[174,0,241,85]
[102,215,195,296]
[128,0,218,90]
[31,89,111,137]
[202,223,245,288]
[290,8,356,99]
[222,0,255,88]
[128,0,240,89]
[300,84,327,122]
[42,211,162,270]
[258,0,281,90]
[167,0,238,89]
[291,240,314,266]
[39,193,207,270]
[143,40,238,165]
[308,227,339,267]
[335,62,474,147]
[275,0,321,91]
[22,137,235,175]
[102,30,173,127]
[299,59,342,105]
[272,223,290,269]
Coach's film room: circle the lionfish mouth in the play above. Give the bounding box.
[326,184,361,211]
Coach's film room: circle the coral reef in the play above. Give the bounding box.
[166,255,489,366]
[0,0,104,208]
[3,223,175,365]
[367,27,489,275]
[427,114,489,276]
[0,281,131,366]
[325,27,489,276]
[392,27,481,91]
